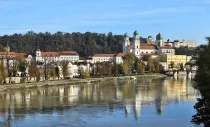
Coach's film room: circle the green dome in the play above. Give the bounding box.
[124,32,129,37]
[156,33,163,40]
[133,30,139,36]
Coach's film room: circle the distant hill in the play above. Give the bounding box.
[0,31,124,56]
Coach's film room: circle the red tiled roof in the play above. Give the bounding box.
[14,53,26,56]
[41,51,78,56]
[41,52,59,56]
[140,45,156,49]
[174,40,179,42]
[129,45,156,49]
[60,51,77,55]
[117,53,125,57]
[93,54,115,57]
[128,44,173,50]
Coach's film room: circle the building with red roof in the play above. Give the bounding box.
[35,49,79,63]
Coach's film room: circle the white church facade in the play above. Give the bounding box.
[123,31,175,58]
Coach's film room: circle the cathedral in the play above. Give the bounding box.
[122,31,175,58]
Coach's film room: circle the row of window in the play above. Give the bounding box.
[38,56,79,60]
[38,59,78,62]
[93,58,113,61]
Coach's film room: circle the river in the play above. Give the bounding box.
[0,77,198,127]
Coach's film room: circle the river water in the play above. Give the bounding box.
[0,77,198,127]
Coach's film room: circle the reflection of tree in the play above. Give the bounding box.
[122,81,135,99]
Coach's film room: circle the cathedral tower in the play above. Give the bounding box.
[132,30,140,58]
[123,33,130,53]
[155,33,164,47]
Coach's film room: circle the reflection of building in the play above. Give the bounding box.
[166,77,197,102]
[155,98,164,115]
[68,85,79,103]
[125,102,132,117]
[134,93,141,120]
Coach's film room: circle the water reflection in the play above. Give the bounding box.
[0,77,197,126]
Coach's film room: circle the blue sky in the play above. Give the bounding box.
[0,0,210,45]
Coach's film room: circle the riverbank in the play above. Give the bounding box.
[0,74,167,92]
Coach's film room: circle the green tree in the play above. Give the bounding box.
[168,61,175,71]
[137,61,145,73]
[122,53,136,74]
[55,66,60,80]
[0,61,7,83]
[61,61,69,77]
[158,53,167,62]
[85,68,89,78]
[191,37,210,126]
[0,31,125,56]
[16,56,28,72]
[121,60,129,75]
[28,62,40,80]
[50,68,56,80]
[78,67,85,78]
[142,55,151,61]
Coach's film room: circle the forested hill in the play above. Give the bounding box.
[0,31,125,56]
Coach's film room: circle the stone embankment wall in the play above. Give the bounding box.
[0,74,167,92]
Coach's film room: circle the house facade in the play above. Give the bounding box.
[35,49,79,63]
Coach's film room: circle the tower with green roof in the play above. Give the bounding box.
[132,30,141,58]
[123,32,130,53]
[155,33,164,47]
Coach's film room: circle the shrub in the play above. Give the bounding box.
[20,78,26,83]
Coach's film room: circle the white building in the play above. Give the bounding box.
[123,31,141,58]
[35,49,79,63]
[180,40,196,48]
[92,54,115,63]
[116,53,125,64]
[92,53,125,64]
[123,31,175,58]
[164,39,196,48]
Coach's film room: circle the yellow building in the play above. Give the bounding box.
[167,55,187,69]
